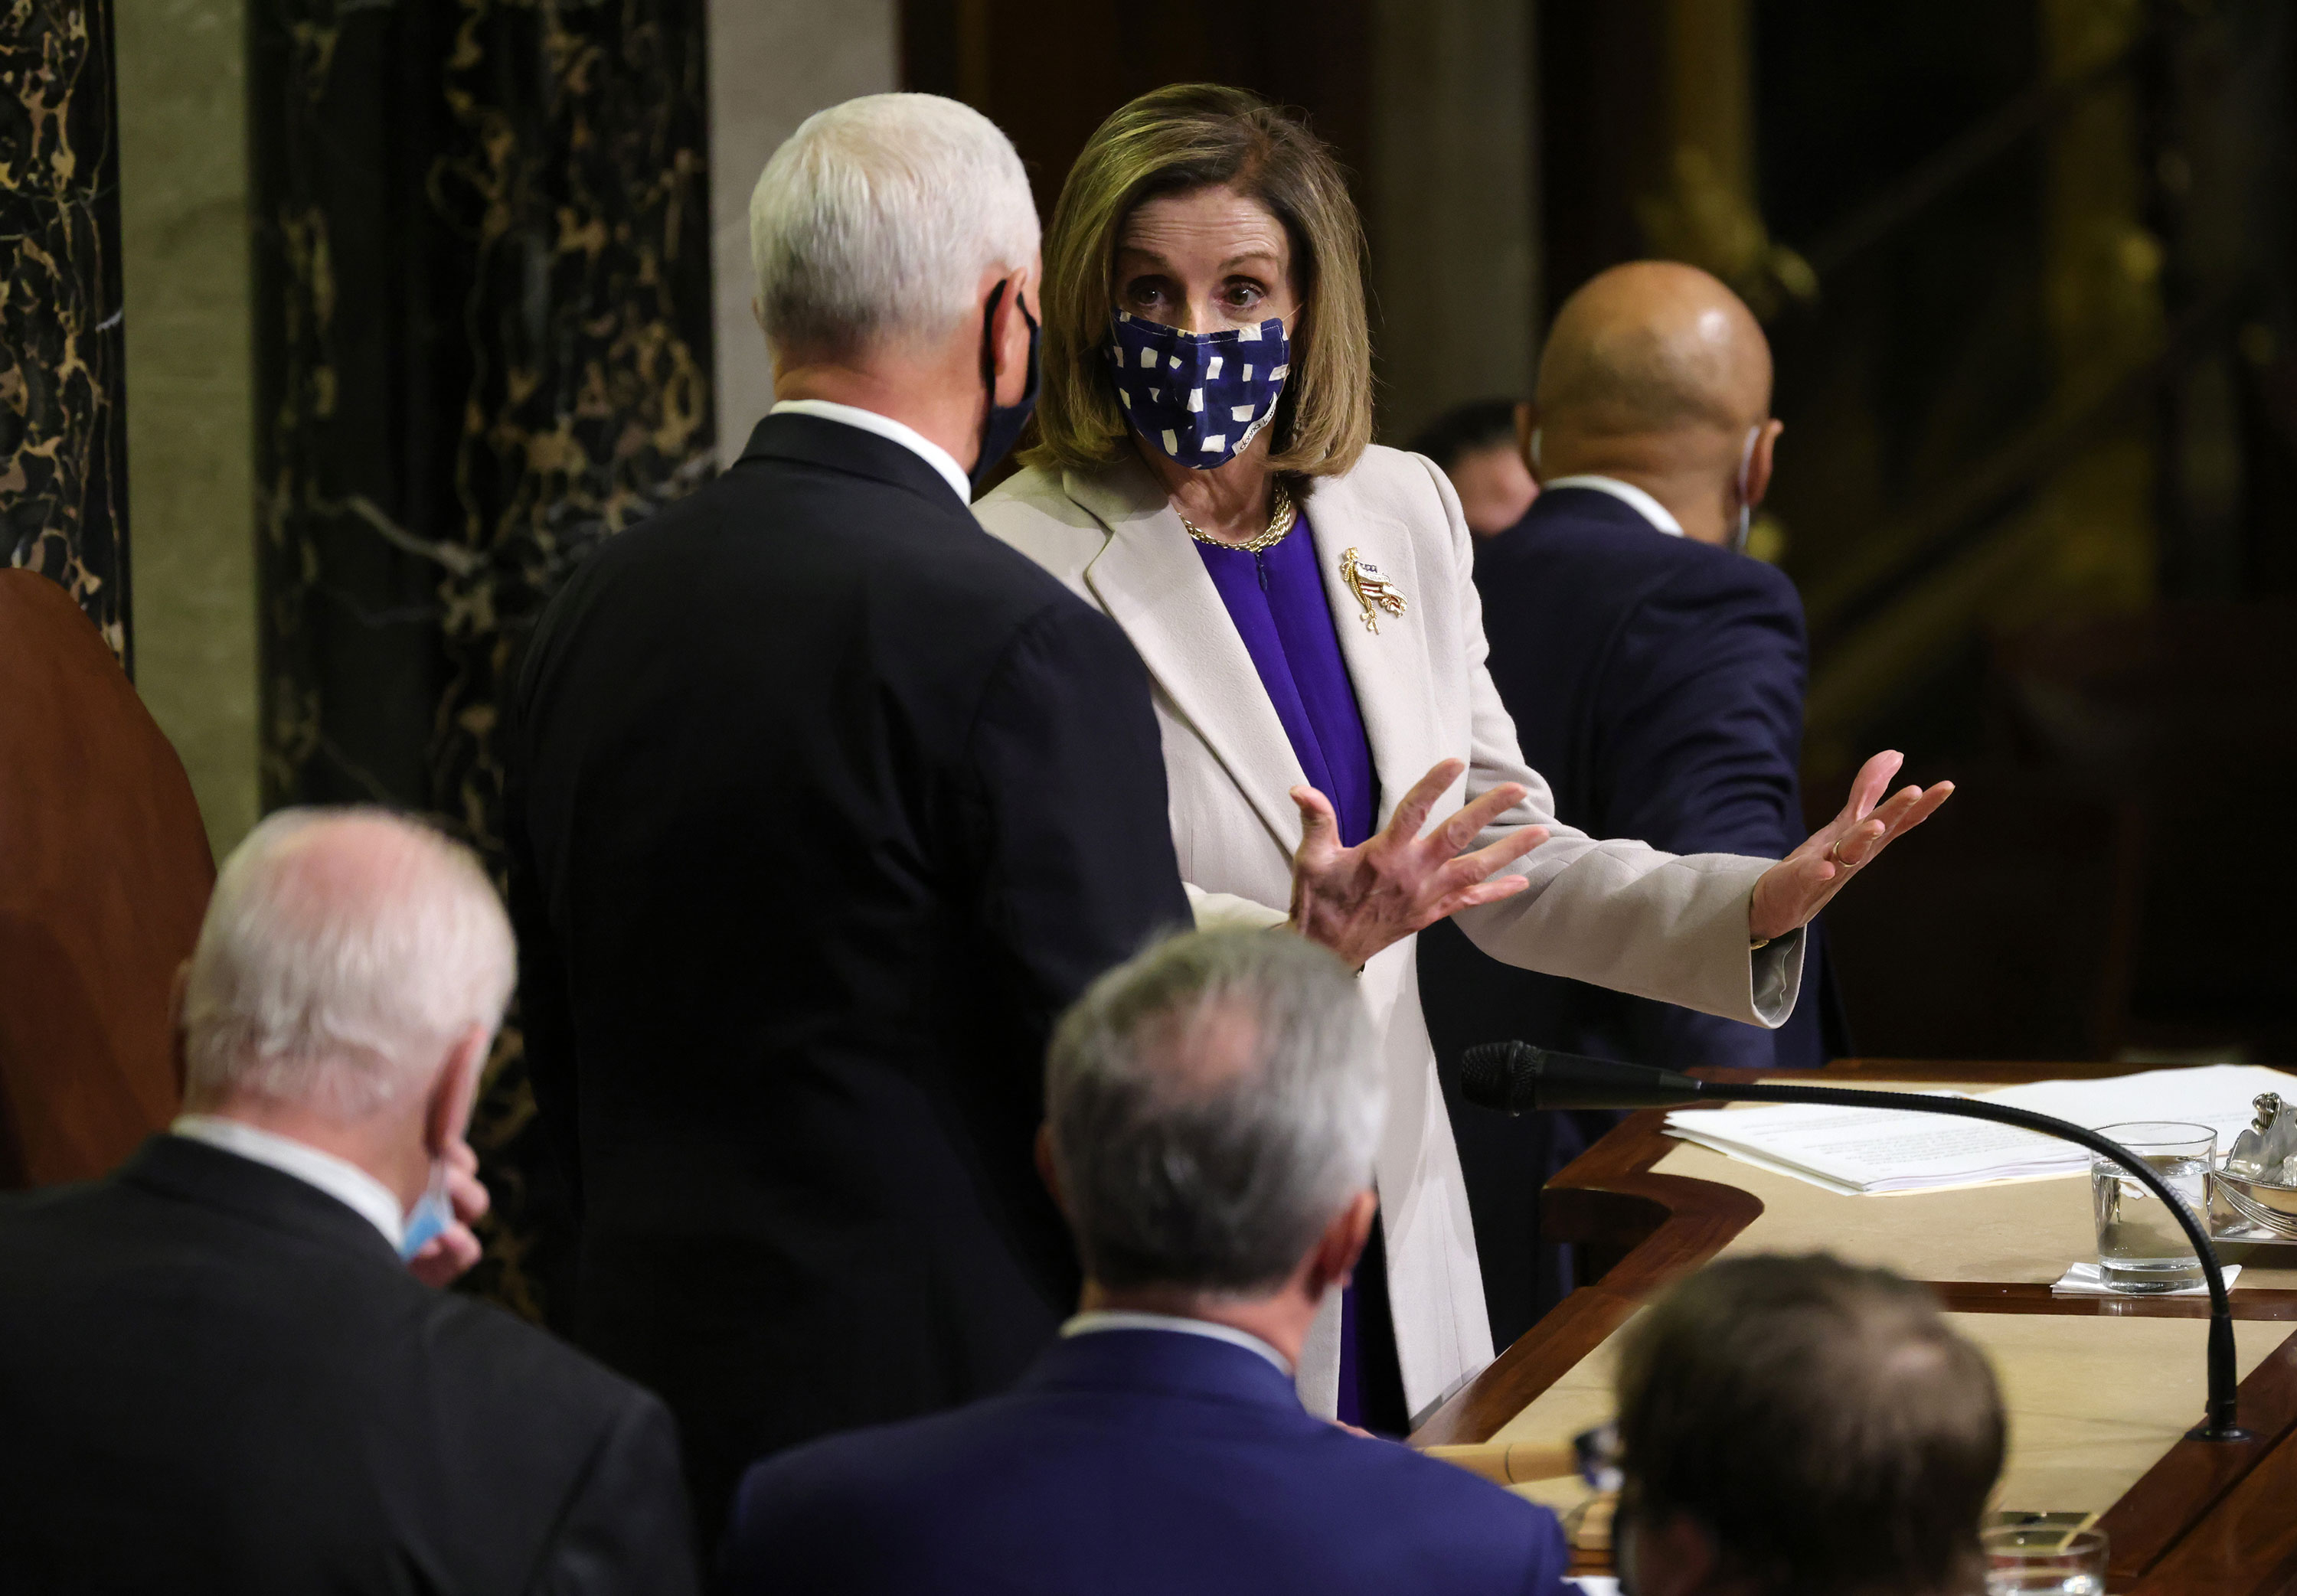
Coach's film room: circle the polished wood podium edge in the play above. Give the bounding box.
[1407,1059,2297,1591]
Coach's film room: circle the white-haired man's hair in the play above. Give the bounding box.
[182,808,516,1118]
[750,93,1039,361]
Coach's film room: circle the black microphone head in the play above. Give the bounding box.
[1461,1043,1707,1112]
[1461,1041,1533,1114]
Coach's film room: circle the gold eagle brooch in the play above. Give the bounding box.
[1340,547,1408,633]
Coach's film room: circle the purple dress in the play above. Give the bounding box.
[1193,514,1388,1428]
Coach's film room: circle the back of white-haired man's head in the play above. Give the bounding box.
[750,93,1039,362]
[177,808,514,1216]
[748,94,1042,486]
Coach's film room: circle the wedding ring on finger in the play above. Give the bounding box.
[1827,837,1855,868]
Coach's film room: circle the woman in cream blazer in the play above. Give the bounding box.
[975,86,1949,1427]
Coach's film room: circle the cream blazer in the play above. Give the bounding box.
[974,445,1804,1424]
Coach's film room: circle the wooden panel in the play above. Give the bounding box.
[0,571,211,1186]
[2129,1408,2297,1594]
[2107,1327,2297,1587]
[1411,1102,1761,1446]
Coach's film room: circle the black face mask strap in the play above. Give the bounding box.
[979,279,1008,399]
[970,276,1042,496]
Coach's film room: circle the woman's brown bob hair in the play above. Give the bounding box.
[1026,83,1374,479]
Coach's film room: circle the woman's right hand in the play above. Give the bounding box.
[1286,759,1547,970]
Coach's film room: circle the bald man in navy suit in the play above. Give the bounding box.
[1416,264,1849,1343]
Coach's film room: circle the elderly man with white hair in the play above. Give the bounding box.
[721,929,1570,1596]
[0,808,697,1595]
[506,93,1532,1538]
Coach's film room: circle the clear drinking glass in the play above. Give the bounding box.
[1983,1525,2108,1594]
[2090,1121,2215,1294]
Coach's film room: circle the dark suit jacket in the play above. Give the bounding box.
[1420,485,1846,1346]
[723,1327,1570,1596]
[0,1135,695,1595]
[505,413,1191,1535]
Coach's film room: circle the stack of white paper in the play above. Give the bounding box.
[1662,1064,2297,1196]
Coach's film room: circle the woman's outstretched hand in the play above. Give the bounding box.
[1286,759,1548,970]
[1750,749,1954,944]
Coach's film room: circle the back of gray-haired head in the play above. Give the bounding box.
[750,93,1040,360]
[1046,929,1384,1295]
[182,807,516,1118]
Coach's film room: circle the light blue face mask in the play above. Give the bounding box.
[398,1158,455,1261]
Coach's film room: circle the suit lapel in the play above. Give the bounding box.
[1064,462,1306,853]
[1297,472,1449,827]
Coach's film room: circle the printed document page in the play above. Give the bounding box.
[1663,1064,2297,1196]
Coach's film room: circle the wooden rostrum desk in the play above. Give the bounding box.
[1407,1061,2297,1594]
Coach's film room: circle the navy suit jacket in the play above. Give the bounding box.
[722,1327,1570,1596]
[1420,486,1846,1349]
[1427,485,1845,1077]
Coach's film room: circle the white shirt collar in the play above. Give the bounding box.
[1060,1309,1293,1375]
[768,399,972,506]
[171,1115,407,1250]
[1541,474,1685,537]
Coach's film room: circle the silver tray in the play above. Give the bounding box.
[2209,1167,2297,1244]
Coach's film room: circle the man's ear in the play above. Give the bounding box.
[1034,1123,1068,1219]
[1628,1507,1724,1596]
[1746,418,1784,509]
[985,262,1037,408]
[167,962,192,1105]
[1514,401,1542,483]
[423,1024,491,1158]
[1308,1190,1378,1297]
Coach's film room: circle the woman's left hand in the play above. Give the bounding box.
[1286,758,1550,969]
[1749,749,1954,944]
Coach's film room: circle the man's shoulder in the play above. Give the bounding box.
[1498,491,1802,617]
[0,1155,653,1436]
[413,1281,664,1426]
[534,449,1107,690]
[727,1379,1563,1592]
[1316,1431,1567,1542]
[0,1157,685,1591]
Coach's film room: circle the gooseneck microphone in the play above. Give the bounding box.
[1461,1042,2250,1443]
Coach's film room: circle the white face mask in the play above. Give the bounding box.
[1730,424,1761,554]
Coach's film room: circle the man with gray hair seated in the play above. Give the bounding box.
[720,930,1570,1595]
[0,809,697,1595]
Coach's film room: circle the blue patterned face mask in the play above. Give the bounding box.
[1107,312,1291,468]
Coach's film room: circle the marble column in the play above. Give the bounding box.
[707,0,896,466]
[117,0,260,859]
[250,0,713,1317]
[2,0,131,665]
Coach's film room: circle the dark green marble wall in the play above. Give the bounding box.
[250,0,713,1317]
[3,0,131,664]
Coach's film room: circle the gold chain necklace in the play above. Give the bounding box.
[1177,481,1298,555]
